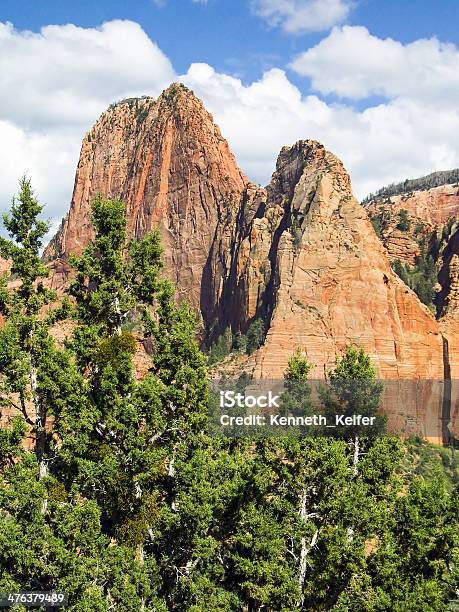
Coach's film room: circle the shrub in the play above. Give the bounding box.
[246,318,265,354]
[208,327,233,364]
[396,209,411,231]
[391,240,437,307]
[234,331,247,353]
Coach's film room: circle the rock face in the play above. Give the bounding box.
[376,227,423,266]
[437,227,459,318]
[226,142,444,382]
[364,184,459,266]
[45,84,248,321]
[45,84,459,442]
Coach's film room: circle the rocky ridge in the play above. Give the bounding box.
[364,183,459,266]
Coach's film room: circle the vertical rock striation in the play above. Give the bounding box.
[44,83,248,321]
[223,141,445,381]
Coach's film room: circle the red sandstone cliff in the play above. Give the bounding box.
[364,183,459,265]
[43,84,458,442]
[366,183,459,227]
[226,142,444,381]
[45,84,248,320]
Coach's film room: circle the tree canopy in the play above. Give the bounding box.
[0,182,457,611]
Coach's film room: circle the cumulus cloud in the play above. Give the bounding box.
[250,0,353,34]
[182,64,459,199]
[290,25,459,103]
[1,17,459,235]
[0,20,175,224]
[0,20,174,131]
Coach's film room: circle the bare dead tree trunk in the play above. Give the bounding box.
[297,489,319,608]
[114,296,122,336]
[352,435,359,477]
[347,435,360,544]
[30,356,47,514]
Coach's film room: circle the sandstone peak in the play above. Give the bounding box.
[269,139,352,208]
[157,81,198,107]
[44,82,248,320]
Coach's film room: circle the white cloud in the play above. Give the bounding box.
[290,25,459,103]
[0,20,175,222]
[250,0,353,34]
[182,64,459,199]
[0,20,174,131]
[1,17,459,235]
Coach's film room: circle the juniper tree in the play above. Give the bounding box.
[0,183,155,611]
[226,347,405,610]
[57,196,212,608]
[58,196,165,545]
[0,177,80,507]
[1,185,457,610]
[0,177,55,485]
[322,345,386,473]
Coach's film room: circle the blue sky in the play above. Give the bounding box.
[2,0,458,84]
[1,0,459,228]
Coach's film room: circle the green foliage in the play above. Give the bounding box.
[401,438,459,489]
[392,237,437,307]
[233,331,247,353]
[208,319,266,362]
[290,217,302,249]
[208,327,233,364]
[322,345,386,438]
[396,208,411,231]
[369,208,392,239]
[246,317,265,354]
[371,214,382,237]
[411,259,437,304]
[279,349,313,425]
[0,182,457,610]
[0,183,154,610]
[0,177,78,483]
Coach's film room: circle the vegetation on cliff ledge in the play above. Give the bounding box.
[363,168,459,204]
[392,235,438,307]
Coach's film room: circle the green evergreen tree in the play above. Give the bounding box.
[234,331,247,354]
[208,326,233,364]
[246,317,265,354]
[1,184,457,611]
[0,183,154,611]
[0,177,73,500]
[58,196,211,609]
[391,241,437,308]
[396,209,411,231]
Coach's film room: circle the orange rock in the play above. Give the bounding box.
[42,86,458,443]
